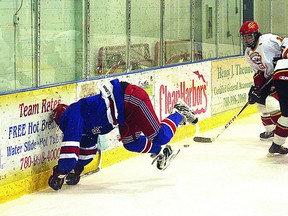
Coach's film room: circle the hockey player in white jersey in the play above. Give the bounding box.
[268,56,288,155]
[240,21,288,143]
[240,21,288,154]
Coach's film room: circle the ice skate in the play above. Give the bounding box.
[151,145,180,170]
[260,131,274,141]
[267,143,288,157]
[173,99,198,125]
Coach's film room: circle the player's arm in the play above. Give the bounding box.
[48,117,83,191]
[272,35,288,59]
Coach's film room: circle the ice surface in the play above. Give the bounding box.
[1,113,288,216]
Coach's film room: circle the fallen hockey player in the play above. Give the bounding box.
[48,78,198,190]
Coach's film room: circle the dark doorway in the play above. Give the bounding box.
[243,0,254,21]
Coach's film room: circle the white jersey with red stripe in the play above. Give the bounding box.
[244,33,288,78]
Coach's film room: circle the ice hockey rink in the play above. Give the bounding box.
[1,113,288,216]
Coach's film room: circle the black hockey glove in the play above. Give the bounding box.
[65,166,84,185]
[273,56,282,68]
[248,86,261,104]
[48,166,66,191]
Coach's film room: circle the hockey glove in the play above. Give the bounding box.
[273,57,282,68]
[48,166,66,191]
[65,166,84,185]
[248,86,261,104]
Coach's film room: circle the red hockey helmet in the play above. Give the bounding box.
[240,21,259,35]
[52,103,68,125]
[240,21,260,48]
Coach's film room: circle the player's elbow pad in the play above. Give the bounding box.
[282,47,288,59]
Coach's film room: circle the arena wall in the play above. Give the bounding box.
[0,56,257,204]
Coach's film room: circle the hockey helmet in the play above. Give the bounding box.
[240,21,260,48]
[52,103,68,125]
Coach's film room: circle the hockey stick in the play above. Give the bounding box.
[193,77,273,143]
[193,102,249,143]
[81,149,102,177]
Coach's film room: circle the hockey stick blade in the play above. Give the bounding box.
[193,78,273,144]
[81,167,101,177]
[81,167,100,177]
[81,149,102,177]
[193,136,213,143]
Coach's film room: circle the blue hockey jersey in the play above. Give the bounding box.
[57,79,125,174]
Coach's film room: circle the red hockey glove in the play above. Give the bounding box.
[48,166,66,191]
[65,166,84,185]
[248,86,261,104]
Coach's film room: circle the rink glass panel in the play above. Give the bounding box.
[1,0,287,94]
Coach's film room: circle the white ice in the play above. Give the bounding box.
[1,113,288,216]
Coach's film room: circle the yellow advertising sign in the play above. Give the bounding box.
[0,84,76,186]
[211,57,253,115]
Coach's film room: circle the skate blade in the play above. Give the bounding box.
[159,149,180,171]
[151,154,162,165]
[260,137,274,141]
[151,157,157,165]
[266,152,275,158]
[266,152,287,158]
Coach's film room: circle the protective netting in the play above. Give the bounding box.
[96,43,154,75]
[96,41,203,75]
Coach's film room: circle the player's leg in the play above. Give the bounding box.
[260,110,281,140]
[173,98,198,125]
[257,94,280,140]
[121,84,180,148]
[120,84,186,169]
[268,80,288,155]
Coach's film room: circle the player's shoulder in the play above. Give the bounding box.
[259,33,275,41]
[258,34,283,50]
[260,33,282,42]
